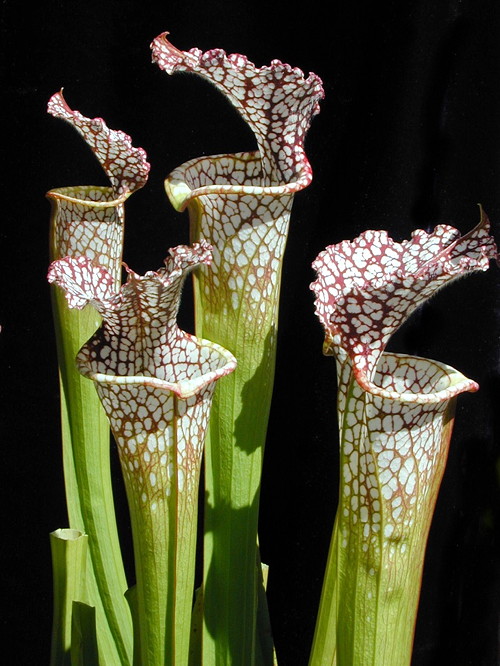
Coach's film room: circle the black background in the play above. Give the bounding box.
[1,1,500,664]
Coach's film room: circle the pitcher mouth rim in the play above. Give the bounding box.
[77,338,237,399]
[165,149,312,211]
[353,351,478,404]
[47,185,129,208]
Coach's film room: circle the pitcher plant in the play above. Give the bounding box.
[152,32,324,663]
[48,241,237,665]
[47,90,150,665]
[309,208,498,665]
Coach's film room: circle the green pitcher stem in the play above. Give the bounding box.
[202,371,273,664]
[52,288,133,665]
[125,452,200,666]
[310,513,428,666]
[194,260,277,664]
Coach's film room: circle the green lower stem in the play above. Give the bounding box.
[309,512,431,666]
[201,349,275,665]
[53,290,133,665]
[50,529,88,666]
[256,561,278,665]
[309,522,339,666]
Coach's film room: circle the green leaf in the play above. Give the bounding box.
[71,602,99,666]
[52,288,133,665]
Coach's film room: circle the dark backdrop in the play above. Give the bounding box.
[1,1,499,664]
